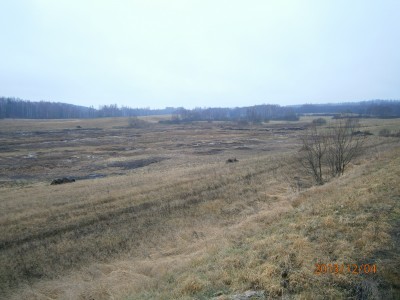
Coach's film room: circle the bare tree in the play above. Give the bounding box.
[299,118,365,185]
[299,125,328,185]
[326,118,365,177]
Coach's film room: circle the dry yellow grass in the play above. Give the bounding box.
[0,117,399,299]
[125,145,400,300]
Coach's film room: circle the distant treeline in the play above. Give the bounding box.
[174,105,298,123]
[291,100,400,118]
[0,98,176,119]
[1,97,399,121]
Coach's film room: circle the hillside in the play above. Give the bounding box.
[0,117,399,299]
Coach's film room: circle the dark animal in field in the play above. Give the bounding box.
[51,177,76,185]
[226,158,238,163]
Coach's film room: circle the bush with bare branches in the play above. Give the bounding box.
[299,118,365,185]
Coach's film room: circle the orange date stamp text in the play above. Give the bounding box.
[314,263,377,275]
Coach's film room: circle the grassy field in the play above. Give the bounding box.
[0,116,399,299]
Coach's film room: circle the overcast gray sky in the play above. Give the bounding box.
[1,0,399,108]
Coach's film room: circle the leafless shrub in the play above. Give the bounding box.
[379,128,391,137]
[312,118,327,126]
[326,118,365,176]
[128,116,151,128]
[299,125,327,185]
[379,128,400,137]
[299,118,365,185]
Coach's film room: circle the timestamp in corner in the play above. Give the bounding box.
[314,263,377,275]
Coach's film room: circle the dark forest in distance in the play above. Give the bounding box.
[1,97,399,122]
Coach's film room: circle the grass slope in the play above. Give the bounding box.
[128,147,400,299]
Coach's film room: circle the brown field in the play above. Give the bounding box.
[0,117,399,299]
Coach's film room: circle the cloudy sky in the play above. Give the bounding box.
[1,0,399,108]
